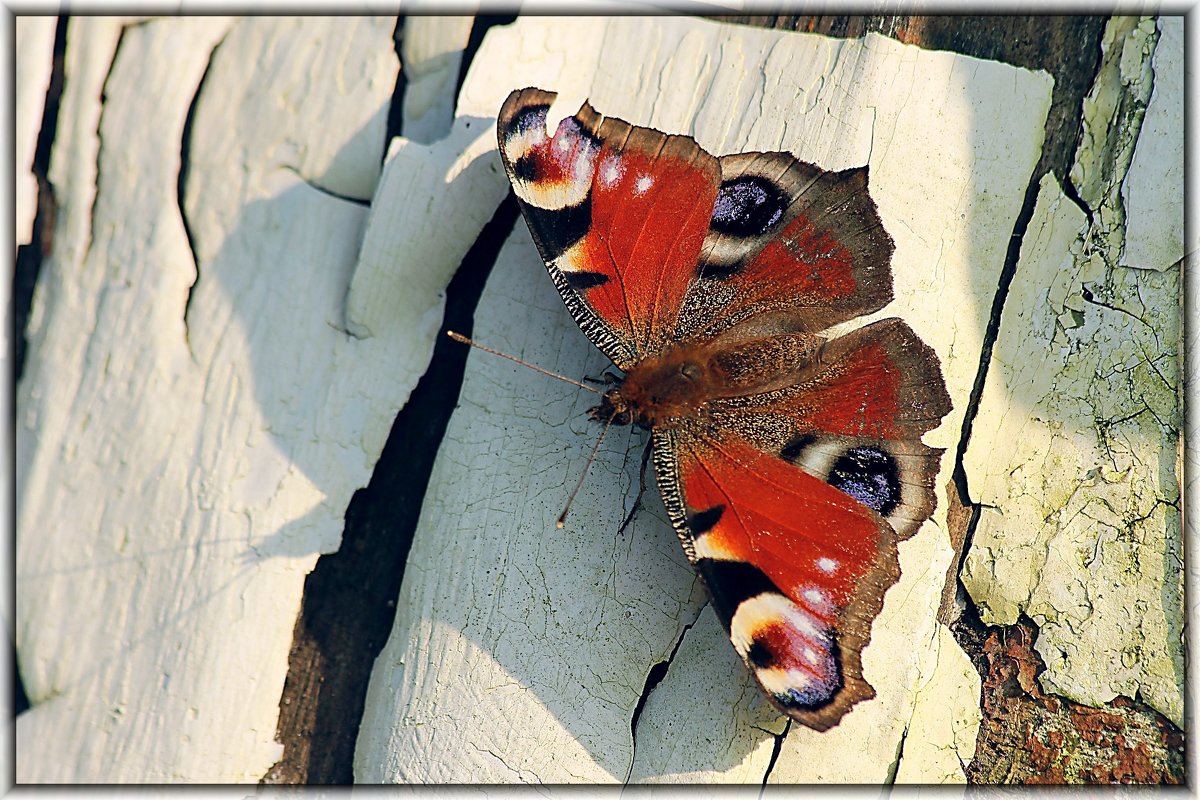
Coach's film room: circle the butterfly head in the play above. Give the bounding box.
[588,389,635,428]
[587,346,714,430]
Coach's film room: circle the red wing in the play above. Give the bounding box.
[498,88,720,368]
[652,318,951,730]
[674,152,895,342]
[707,318,952,540]
[653,427,899,731]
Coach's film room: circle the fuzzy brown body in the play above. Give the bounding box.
[594,332,826,430]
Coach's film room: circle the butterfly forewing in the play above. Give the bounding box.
[498,87,720,367]
[496,87,952,731]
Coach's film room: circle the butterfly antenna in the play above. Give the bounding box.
[556,415,615,529]
[447,331,602,394]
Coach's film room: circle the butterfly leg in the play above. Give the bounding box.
[617,439,653,535]
[583,370,623,386]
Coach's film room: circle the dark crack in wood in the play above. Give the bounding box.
[260,193,520,786]
[383,18,405,155]
[626,610,702,782]
[14,15,66,387]
[178,31,225,357]
[759,719,789,791]
[13,14,69,725]
[262,16,525,783]
[884,723,909,784]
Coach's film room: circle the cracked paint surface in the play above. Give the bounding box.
[962,17,1183,727]
[15,17,57,246]
[15,17,406,782]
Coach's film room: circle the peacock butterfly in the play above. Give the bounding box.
[494,87,951,731]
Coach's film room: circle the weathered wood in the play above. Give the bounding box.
[959,16,1185,780]
[745,14,1186,784]
[352,15,1051,784]
[15,16,402,782]
[14,13,1184,786]
[400,16,473,144]
[263,16,499,785]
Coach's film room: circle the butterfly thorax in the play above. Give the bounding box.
[590,345,712,429]
[590,333,827,430]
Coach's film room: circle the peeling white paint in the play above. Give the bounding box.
[400,16,474,144]
[962,16,1183,727]
[15,17,413,782]
[1121,17,1184,271]
[15,16,56,250]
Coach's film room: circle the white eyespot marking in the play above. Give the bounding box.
[509,123,599,211]
[804,647,819,665]
[802,588,826,607]
[755,667,813,695]
[730,593,824,655]
[634,174,653,195]
[817,557,838,574]
[599,156,623,187]
[692,534,736,561]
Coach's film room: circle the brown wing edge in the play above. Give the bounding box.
[680,153,895,341]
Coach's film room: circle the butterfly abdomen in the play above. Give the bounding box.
[602,332,829,429]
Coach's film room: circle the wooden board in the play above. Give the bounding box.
[14,13,1184,785]
[14,16,56,251]
[961,16,1184,729]
[15,16,401,782]
[353,15,1053,783]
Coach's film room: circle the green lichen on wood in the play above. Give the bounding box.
[961,16,1183,727]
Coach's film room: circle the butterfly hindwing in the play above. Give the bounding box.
[706,317,951,540]
[653,318,950,726]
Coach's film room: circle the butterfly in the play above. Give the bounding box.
[495,87,952,731]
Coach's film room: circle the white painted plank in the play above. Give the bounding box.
[357,16,1052,783]
[1121,16,1184,271]
[893,624,981,784]
[400,16,474,144]
[346,109,505,344]
[962,17,1183,727]
[15,16,56,249]
[15,16,405,782]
